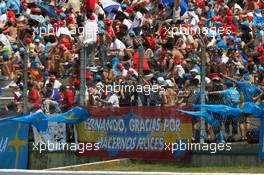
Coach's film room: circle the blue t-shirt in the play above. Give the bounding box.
[236,81,262,102]
[0,1,7,15]
[51,89,61,102]
[207,9,215,19]
[221,87,240,107]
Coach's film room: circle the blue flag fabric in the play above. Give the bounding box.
[47,106,89,124]
[178,110,220,127]
[242,102,264,118]
[11,112,48,132]
[0,119,29,169]
[180,0,187,16]
[162,0,173,5]
[194,104,241,117]
[162,0,187,16]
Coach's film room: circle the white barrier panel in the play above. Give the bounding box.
[0,171,263,175]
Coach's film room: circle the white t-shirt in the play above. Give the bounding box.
[83,19,98,44]
[123,19,132,30]
[108,94,119,107]
[121,69,128,77]
[187,11,199,27]
[175,65,185,78]
[131,11,143,28]
[0,13,7,25]
[45,79,62,89]
[221,55,229,64]
[110,38,126,51]
[129,68,138,77]
[0,33,11,47]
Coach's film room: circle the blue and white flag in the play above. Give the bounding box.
[47,106,89,124]
[0,119,29,169]
[178,110,220,127]
[11,112,48,132]
[194,104,241,117]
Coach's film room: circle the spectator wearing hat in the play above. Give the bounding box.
[83,13,98,67]
[209,79,241,140]
[162,79,177,106]
[95,85,119,107]
[43,83,61,114]
[28,82,41,112]
[117,63,128,78]
[60,85,75,111]
[221,72,264,140]
[44,74,62,90]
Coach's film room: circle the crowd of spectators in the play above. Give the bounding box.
[0,0,263,142]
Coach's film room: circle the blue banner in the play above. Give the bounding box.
[11,112,48,132]
[47,106,89,124]
[194,104,241,117]
[178,110,220,127]
[242,102,264,118]
[0,119,29,169]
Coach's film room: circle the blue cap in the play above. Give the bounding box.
[35,35,43,41]
[215,34,221,40]
[227,35,235,41]
[43,71,49,77]
[2,53,9,61]
[255,8,261,14]
[217,40,226,48]
[225,80,233,87]
[129,30,136,37]
[207,33,213,38]
[1,7,7,14]
[57,3,63,7]
[121,4,127,9]
[215,21,222,27]
[235,38,242,43]
[244,74,250,81]
[19,47,26,53]
[12,44,18,50]
[95,74,102,81]
[241,21,249,27]
[29,53,36,58]
[259,66,264,72]
[41,54,49,60]
[10,2,16,9]
[260,30,264,36]
[45,42,51,51]
[98,21,105,29]
[60,13,66,19]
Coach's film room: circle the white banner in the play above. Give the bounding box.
[33,121,66,151]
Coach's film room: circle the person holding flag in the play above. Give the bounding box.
[221,73,264,140]
[208,79,241,141]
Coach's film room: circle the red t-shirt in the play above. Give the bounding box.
[133,51,150,72]
[62,89,75,110]
[30,87,41,109]
[85,0,96,12]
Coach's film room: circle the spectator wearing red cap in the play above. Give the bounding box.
[117,63,128,77]
[45,74,62,89]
